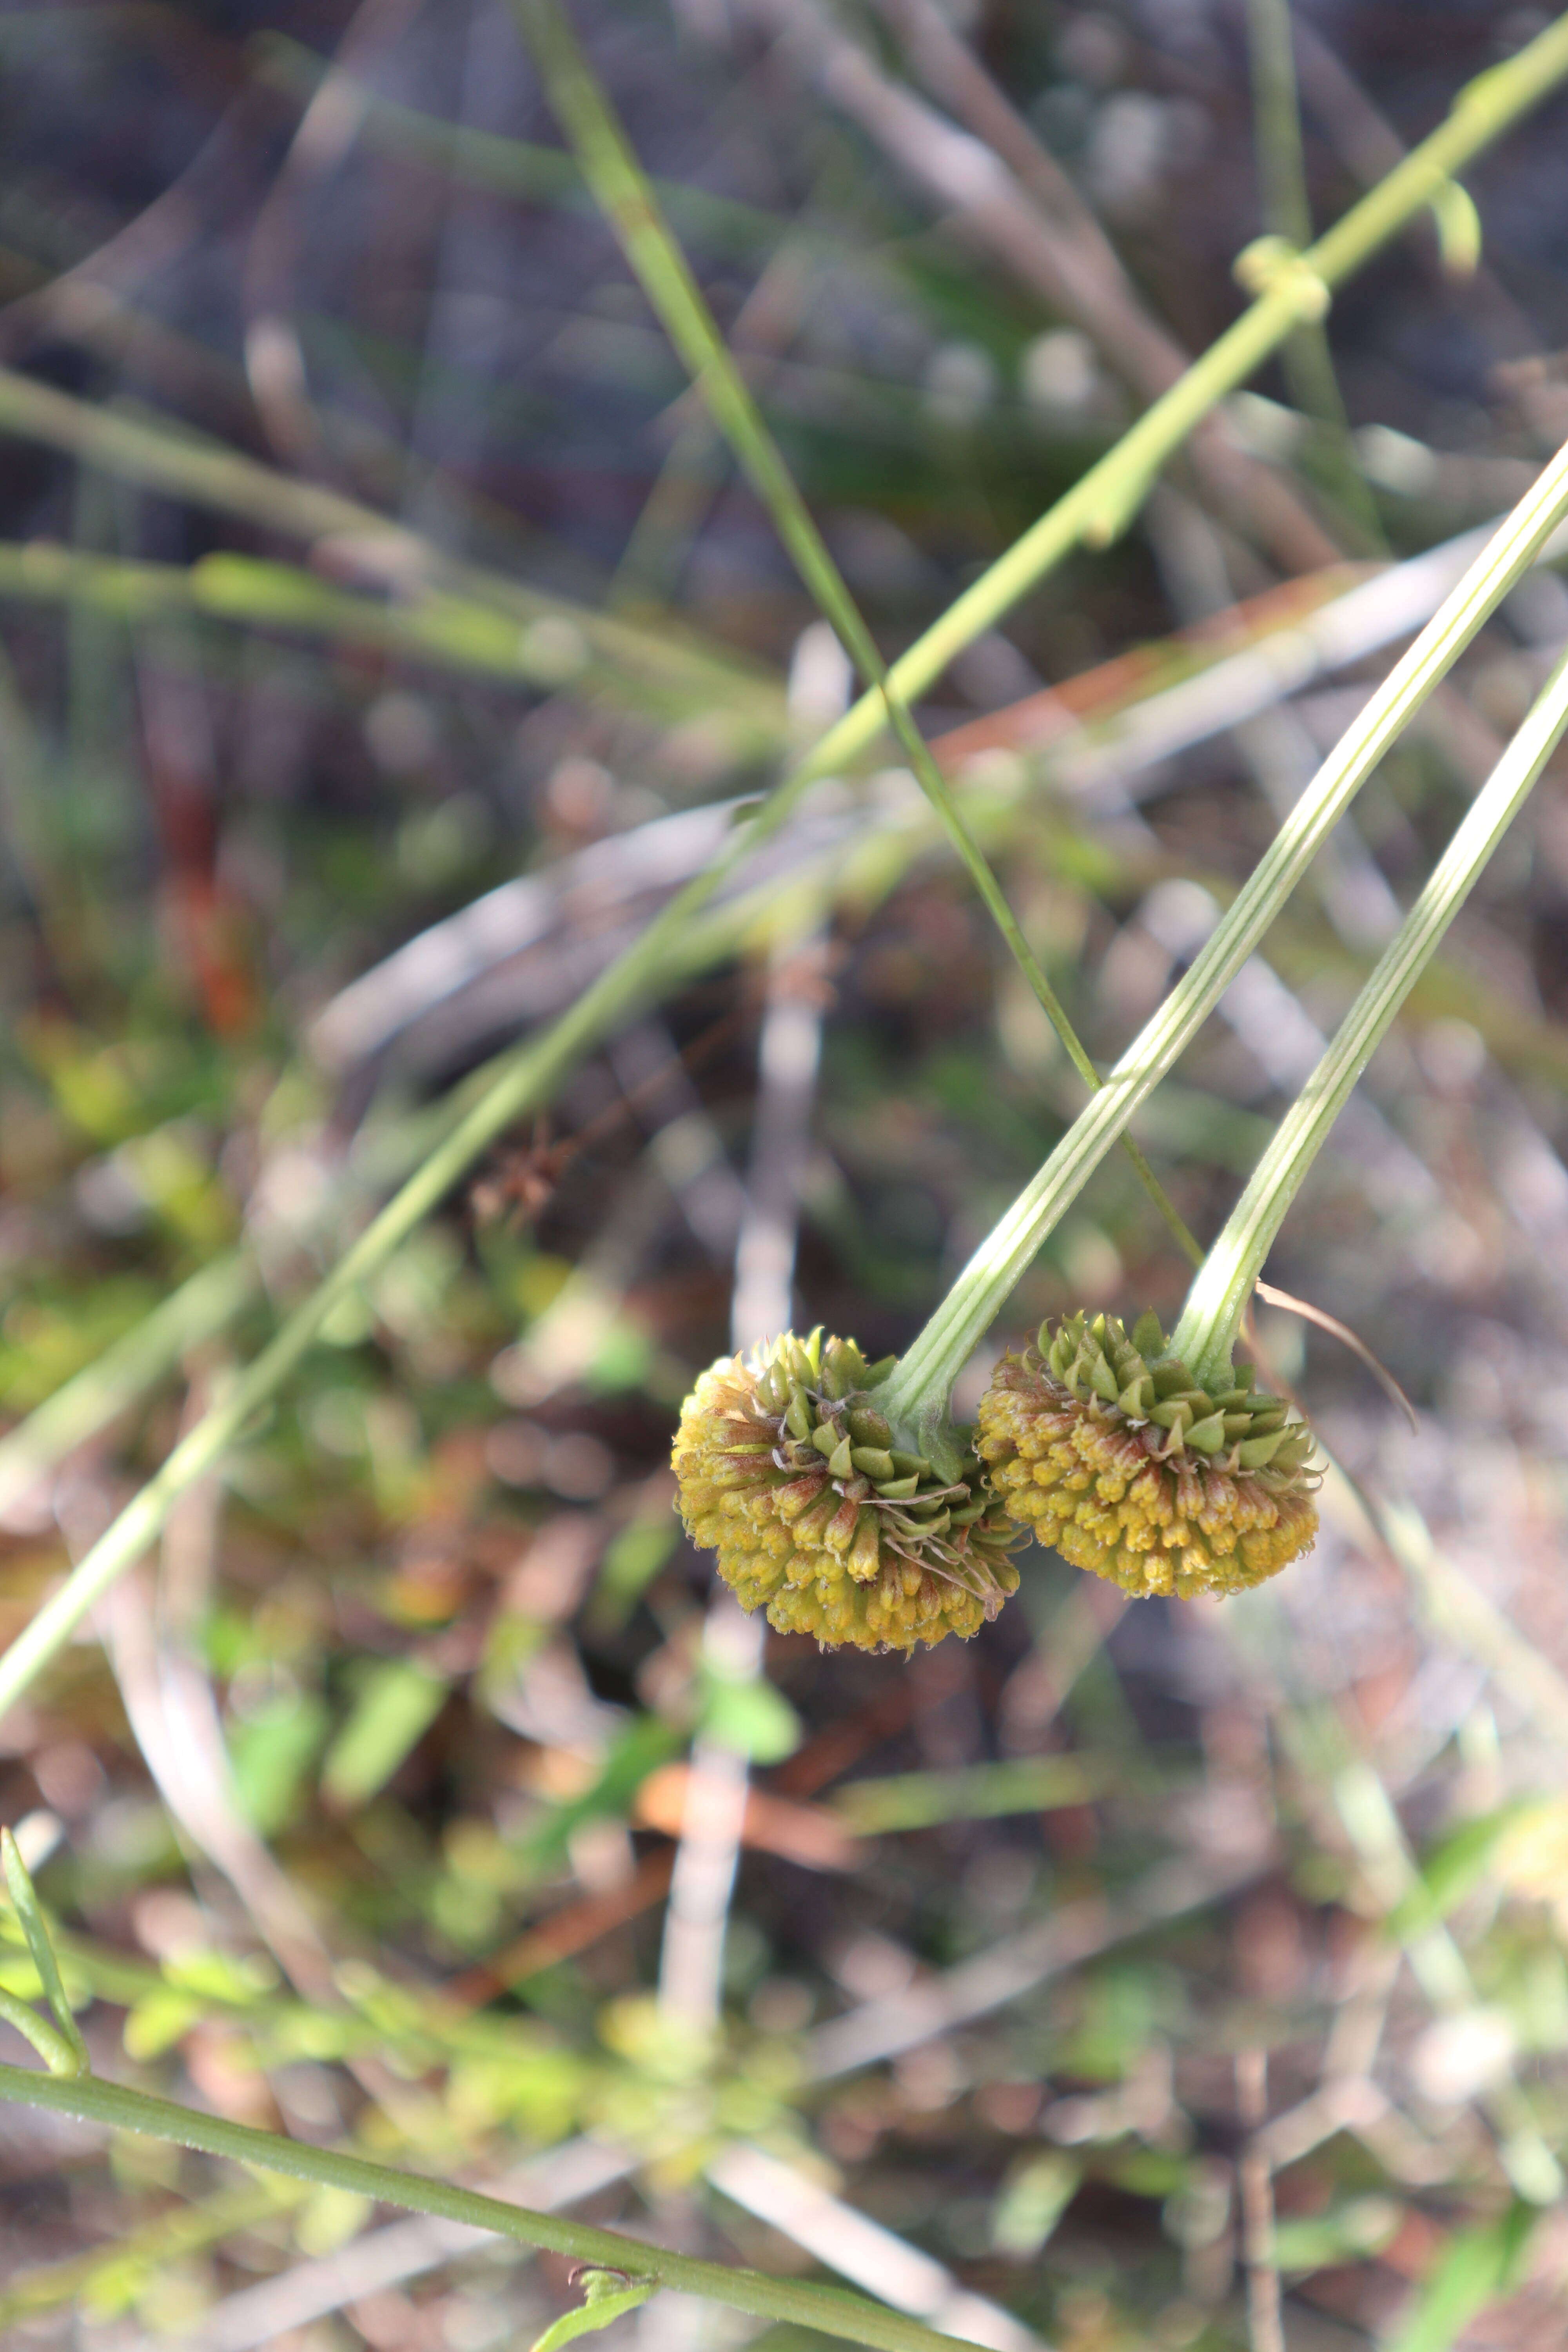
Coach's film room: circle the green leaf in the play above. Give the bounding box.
[227,1689,330,1837]
[319,1660,449,1811]
[1386,2202,1537,2352]
[0,1830,88,2075]
[122,1987,204,2064]
[0,1981,85,2077]
[521,1714,680,1874]
[831,1752,1139,1835]
[991,2151,1079,2258]
[1270,2196,1401,2274]
[1390,1800,1547,1938]
[699,1669,801,1764]
[530,2273,655,2352]
[589,1513,679,1633]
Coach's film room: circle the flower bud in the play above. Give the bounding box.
[673,1330,1022,1650]
[976,1310,1318,1599]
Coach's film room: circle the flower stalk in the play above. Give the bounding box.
[1169,636,1568,1392]
[877,425,1568,1465]
[5,22,1568,1720]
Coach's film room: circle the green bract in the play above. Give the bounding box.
[976,1310,1319,1600]
[673,1332,1022,1650]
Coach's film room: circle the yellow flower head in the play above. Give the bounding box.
[976,1309,1319,1600]
[673,1330,1022,1651]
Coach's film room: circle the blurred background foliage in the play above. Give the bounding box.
[5,2,1568,2349]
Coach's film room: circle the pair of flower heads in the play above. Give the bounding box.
[674,1312,1321,1652]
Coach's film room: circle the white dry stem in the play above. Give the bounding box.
[308,517,1534,1081]
[657,626,841,2033]
[804,1852,1257,2080]
[708,2145,1039,2352]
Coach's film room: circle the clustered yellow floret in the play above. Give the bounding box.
[674,1330,1022,1651]
[976,1310,1319,1600]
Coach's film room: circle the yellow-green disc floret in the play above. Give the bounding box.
[976,1309,1319,1600]
[673,1330,1023,1650]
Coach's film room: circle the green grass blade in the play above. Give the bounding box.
[1,1831,89,2075]
[1384,2203,1537,2352]
[0,1250,257,1522]
[0,371,775,732]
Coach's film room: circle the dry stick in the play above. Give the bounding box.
[243,0,425,472]
[865,0,1213,399]
[659,642,840,2034]
[708,2146,1038,2352]
[3,22,1568,1720]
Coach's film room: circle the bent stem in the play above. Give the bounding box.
[1169,638,1568,1391]
[510,0,1202,1266]
[878,430,1568,1459]
[0,2062,985,2352]
[3,24,1567,1723]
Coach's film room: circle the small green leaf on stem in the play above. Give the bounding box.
[531,2269,655,2352]
[1429,180,1483,277]
[0,1982,87,2078]
[1,1829,88,2075]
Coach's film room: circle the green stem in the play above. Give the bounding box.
[249,31,783,261]
[879,428,1568,1451]
[0,1251,257,1521]
[0,371,773,733]
[1168,637,1568,1390]
[0,2060,989,2352]
[0,540,768,714]
[1247,0,1313,252]
[0,1986,83,2076]
[2,21,1565,1720]
[0,16,1561,786]
[1243,0,1385,554]
[509,0,1202,1268]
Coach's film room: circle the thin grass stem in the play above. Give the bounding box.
[508,0,1202,1267]
[1243,0,1384,552]
[0,1252,258,1523]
